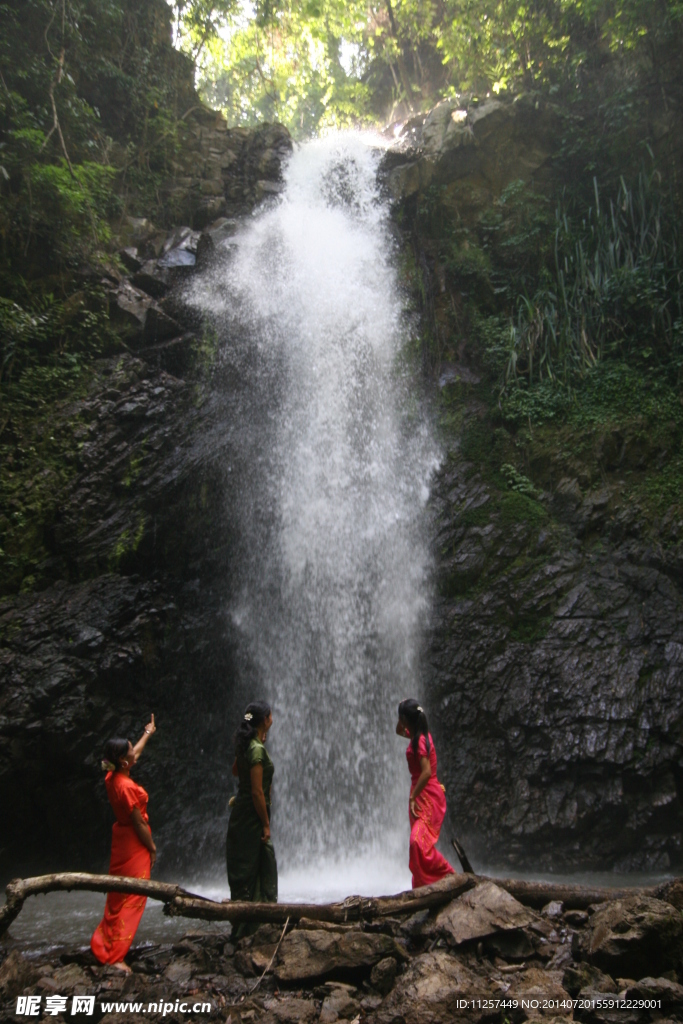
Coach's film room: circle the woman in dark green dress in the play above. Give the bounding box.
[226,701,278,916]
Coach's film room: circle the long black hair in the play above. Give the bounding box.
[234,701,271,757]
[102,737,129,771]
[398,698,431,757]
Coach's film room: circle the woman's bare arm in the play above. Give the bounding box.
[410,755,432,816]
[250,764,270,840]
[131,807,157,868]
[132,714,156,761]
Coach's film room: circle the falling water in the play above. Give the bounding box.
[193,134,440,898]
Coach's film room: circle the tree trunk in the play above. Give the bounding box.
[1,870,676,940]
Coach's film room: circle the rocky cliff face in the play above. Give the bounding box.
[0,122,292,879]
[428,420,683,873]
[383,96,683,873]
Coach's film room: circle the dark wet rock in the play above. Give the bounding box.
[144,303,182,344]
[367,950,495,1024]
[564,910,589,927]
[486,928,535,962]
[0,950,40,999]
[622,976,683,1008]
[400,909,431,937]
[262,994,319,1022]
[506,966,571,1014]
[428,448,683,872]
[138,332,198,376]
[563,963,618,997]
[370,956,398,995]
[132,260,172,298]
[542,901,564,919]
[577,895,683,979]
[108,280,154,338]
[120,247,144,273]
[106,282,181,347]
[318,982,360,1022]
[381,94,562,208]
[0,350,251,872]
[195,231,216,269]
[167,117,292,228]
[164,958,194,985]
[434,881,536,945]
[274,929,401,983]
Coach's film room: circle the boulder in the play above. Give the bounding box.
[262,995,318,1022]
[108,281,153,339]
[506,967,572,1015]
[158,247,196,268]
[579,895,683,979]
[422,101,474,159]
[51,963,90,992]
[434,880,536,944]
[274,929,401,983]
[119,247,144,272]
[107,282,180,346]
[319,983,361,1023]
[622,976,683,1010]
[144,304,182,344]
[0,951,40,999]
[382,93,561,204]
[486,927,535,961]
[542,901,564,919]
[367,950,494,1024]
[562,963,617,998]
[370,956,398,996]
[132,260,171,298]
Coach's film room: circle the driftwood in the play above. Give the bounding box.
[0,873,210,939]
[165,874,477,925]
[1,869,677,940]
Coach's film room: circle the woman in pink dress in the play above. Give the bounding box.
[397,699,455,888]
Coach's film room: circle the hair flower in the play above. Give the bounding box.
[417,706,424,713]
[101,759,116,772]
[244,712,253,721]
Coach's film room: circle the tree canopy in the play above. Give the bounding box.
[173,0,683,136]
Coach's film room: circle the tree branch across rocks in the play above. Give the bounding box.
[2,870,679,941]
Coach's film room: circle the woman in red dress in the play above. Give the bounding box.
[91,715,157,972]
[397,699,455,889]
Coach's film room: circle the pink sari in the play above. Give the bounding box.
[407,733,455,888]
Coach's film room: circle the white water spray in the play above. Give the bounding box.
[193,134,439,897]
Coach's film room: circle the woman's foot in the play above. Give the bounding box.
[112,961,132,973]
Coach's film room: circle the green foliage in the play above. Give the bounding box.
[189,0,371,134]
[175,0,683,137]
[500,463,539,498]
[0,290,116,382]
[0,0,197,281]
[498,491,547,529]
[504,174,683,387]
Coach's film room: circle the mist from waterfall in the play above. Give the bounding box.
[191,133,440,897]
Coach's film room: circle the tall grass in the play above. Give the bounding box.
[505,173,683,387]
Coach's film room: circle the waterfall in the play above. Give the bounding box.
[192,133,440,898]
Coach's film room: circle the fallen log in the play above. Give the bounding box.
[0,873,209,939]
[486,877,651,911]
[1,870,677,940]
[164,874,477,924]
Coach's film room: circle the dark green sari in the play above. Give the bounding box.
[226,737,278,916]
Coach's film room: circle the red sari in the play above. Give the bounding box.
[407,733,455,888]
[91,772,151,964]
